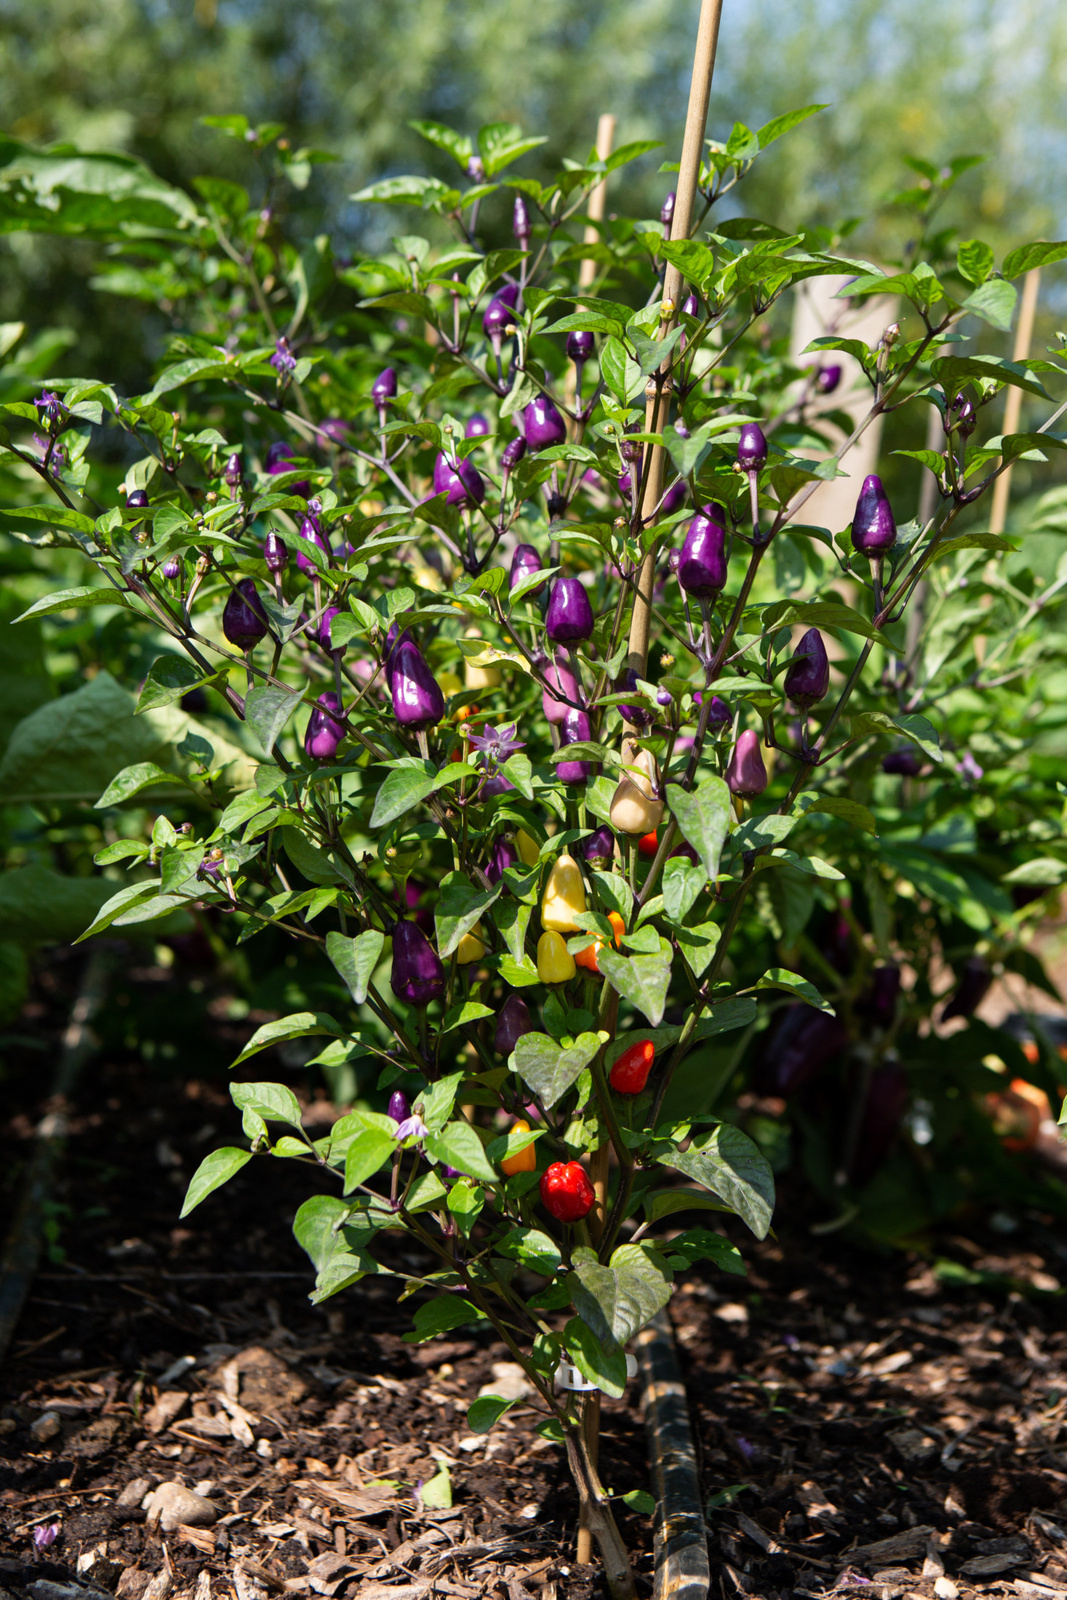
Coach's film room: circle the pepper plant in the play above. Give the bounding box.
[3,81,1067,1597]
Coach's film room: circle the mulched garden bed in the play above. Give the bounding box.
[2,952,1066,1600]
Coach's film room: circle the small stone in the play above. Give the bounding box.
[115,1477,154,1513]
[934,1579,958,1600]
[31,1411,62,1442]
[888,1426,937,1464]
[142,1482,217,1533]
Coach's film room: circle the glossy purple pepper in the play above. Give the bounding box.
[523,394,567,452]
[660,191,675,232]
[465,414,490,438]
[784,628,830,709]
[557,707,596,784]
[583,825,615,868]
[567,330,595,363]
[317,607,347,656]
[502,436,527,471]
[305,691,346,761]
[433,453,486,507]
[390,920,446,1007]
[223,578,269,649]
[726,729,768,797]
[816,364,842,395]
[485,836,519,885]
[681,293,700,318]
[372,368,397,406]
[127,489,149,509]
[678,506,728,597]
[162,556,181,580]
[940,956,992,1022]
[546,577,594,644]
[295,516,330,575]
[615,667,652,728]
[513,196,532,247]
[482,284,520,339]
[737,422,768,472]
[542,657,581,724]
[510,543,544,592]
[494,993,535,1056]
[851,474,897,556]
[390,639,445,729]
[387,1090,411,1127]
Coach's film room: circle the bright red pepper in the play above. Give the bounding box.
[539,1161,595,1223]
[638,830,659,858]
[609,1038,655,1095]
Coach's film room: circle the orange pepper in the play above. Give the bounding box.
[638,830,659,858]
[573,911,625,974]
[501,1118,537,1176]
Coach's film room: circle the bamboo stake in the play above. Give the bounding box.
[626,0,726,686]
[581,115,617,293]
[988,267,1041,535]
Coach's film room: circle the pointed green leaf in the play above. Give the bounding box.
[326,928,385,1005]
[668,776,732,881]
[564,1317,627,1399]
[245,682,306,756]
[512,1031,604,1110]
[230,1080,304,1126]
[597,938,674,1027]
[425,1121,498,1184]
[752,967,833,1012]
[658,1123,774,1239]
[567,1243,673,1346]
[180,1147,253,1218]
[232,1010,342,1066]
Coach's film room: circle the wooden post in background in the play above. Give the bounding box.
[581,114,617,292]
[989,267,1041,536]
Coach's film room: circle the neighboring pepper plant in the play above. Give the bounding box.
[2,92,1067,1598]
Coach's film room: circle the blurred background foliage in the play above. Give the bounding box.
[1,0,1065,393]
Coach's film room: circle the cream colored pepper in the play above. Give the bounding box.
[609,739,665,836]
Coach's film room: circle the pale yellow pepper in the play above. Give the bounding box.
[456,923,486,964]
[541,853,587,933]
[516,829,540,867]
[537,929,576,984]
[610,740,665,837]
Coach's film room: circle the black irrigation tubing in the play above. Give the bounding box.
[0,950,112,1368]
[637,1311,711,1600]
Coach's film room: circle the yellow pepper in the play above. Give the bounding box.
[541,853,587,933]
[537,929,576,984]
[501,1118,537,1176]
[516,829,540,867]
[465,660,502,690]
[436,669,463,699]
[456,924,486,964]
[610,740,665,837]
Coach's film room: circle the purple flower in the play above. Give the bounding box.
[495,993,535,1055]
[546,577,594,644]
[737,422,768,472]
[467,721,525,765]
[783,628,829,709]
[33,1523,60,1550]
[542,657,581,725]
[270,336,297,382]
[483,284,520,339]
[851,474,896,556]
[614,667,652,728]
[372,368,398,406]
[390,640,445,729]
[391,920,446,1007]
[223,579,270,649]
[567,330,595,363]
[263,530,289,572]
[816,364,842,395]
[523,394,567,452]
[387,1090,411,1127]
[726,729,768,798]
[305,691,346,761]
[678,506,728,597]
[467,155,486,183]
[502,436,527,471]
[465,413,490,438]
[33,433,66,468]
[557,707,596,784]
[35,390,65,426]
[583,825,615,868]
[393,1112,431,1143]
[735,1437,756,1461]
[510,542,544,592]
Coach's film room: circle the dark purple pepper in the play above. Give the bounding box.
[848,1060,908,1184]
[481,773,515,798]
[383,623,414,687]
[296,516,330,575]
[502,436,527,471]
[483,284,520,339]
[305,691,347,761]
[882,746,922,777]
[494,993,535,1056]
[583,825,615,869]
[726,729,767,797]
[465,414,490,438]
[224,453,242,487]
[816,364,842,395]
[557,707,596,784]
[737,422,768,472]
[486,836,519,885]
[753,1003,849,1096]
[510,542,544,592]
[391,919,446,1007]
[127,489,149,509]
[567,330,595,363]
[263,530,289,572]
[546,577,594,645]
[615,667,652,728]
[162,556,181,580]
[513,196,532,247]
[681,293,700,318]
[317,606,347,656]
[660,190,676,232]
[442,1165,462,1185]
[940,956,992,1022]
[784,628,830,709]
[522,394,567,452]
[617,471,633,498]
[319,418,351,446]
[223,578,269,649]
[697,693,731,728]
[656,688,673,707]
[372,368,398,406]
[387,1089,411,1127]
[661,480,687,517]
[859,964,902,1028]
[390,640,445,729]
[678,506,728,597]
[851,474,897,556]
[433,452,486,507]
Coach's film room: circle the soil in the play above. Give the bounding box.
[2,951,1067,1600]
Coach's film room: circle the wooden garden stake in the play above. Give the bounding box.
[581,114,617,291]
[989,267,1041,535]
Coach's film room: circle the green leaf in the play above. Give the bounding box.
[136,655,215,713]
[95,760,184,808]
[775,599,890,648]
[230,1080,304,1126]
[661,857,706,923]
[804,796,878,835]
[292,1193,381,1302]
[956,239,994,286]
[752,968,833,1013]
[245,683,306,757]
[232,1010,342,1066]
[568,1243,673,1346]
[962,278,1017,332]
[0,671,172,806]
[425,1121,498,1185]
[495,1227,561,1276]
[403,1295,482,1343]
[478,121,547,175]
[674,920,721,979]
[667,776,732,880]
[13,585,129,622]
[498,953,540,987]
[409,119,473,170]
[370,761,438,829]
[512,1031,604,1110]
[695,997,758,1040]
[434,870,502,959]
[932,353,1051,401]
[1002,241,1067,280]
[326,929,385,1006]
[419,1464,453,1509]
[757,104,828,149]
[564,1316,627,1399]
[467,1395,516,1434]
[622,1490,657,1515]
[180,1147,253,1218]
[645,1188,734,1224]
[343,1120,397,1194]
[658,1124,774,1239]
[597,940,674,1027]
[853,710,942,763]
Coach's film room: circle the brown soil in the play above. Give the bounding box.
[2,953,1066,1600]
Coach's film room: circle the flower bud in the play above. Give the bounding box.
[610,740,664,836]
[263,530,289,572]
[305,690,346,761]
[678,505,728,597]
[387,1090,411,1127]
[510,542,544,593]
[952,392,976,437]
[667,548,681,575]
[513,195,532,248]
[483,284,520,339]
[617,471,632,498]
[465,413,490,438]
[372,368,398,406]
[223,578,269,648]
[726,728,768,797]
[501,436,527,471]
[614,667,652,728]
[557,707,596,784]
[737,422,768,472]
[546,578,594,644]
[656,688,672,706]
[583,825,615,868]
[660,190,676,231]
[783,628,829,709]
[391,919,446,1007]
[851,474,897,556]
[816,364,842,395]
[542,657,581,725]
[162,556,181,580]
[127,489,149,509]
[390,640,445,730]
[522,394,567,453]
[567,330,595,363]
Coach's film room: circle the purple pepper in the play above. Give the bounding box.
[486,836,519,885]
[615,667,652,728]
[859,964,901,1028]
[127,489,149,509]
[661,480,688,517]
[542,657,581,725]
[442,1165,462,1185]
[783,628,830,709]
[391,919,446,1007]
[523,394,567,452]
[494,993,535,1056]
[319,418,351,446]
[224,452,242,488]
[753,1004,849,1096]
[667,549,681,575]
[483,284,520,339]
[940,956,992,1022]
[390,639,445,729]
[953,392,976,437]
[567,330,595,363]
[617,471,633,498]
[223,578,269,649]
[737,422,768,472]
[317,606,347,656]
[583,825,615,869]
[502,436,527,471]
[557,707,596,784]
[305,691,347,761]
[882,746,922,777]
[657,688,672,707]
[513,196,532,248]
[263,531,289,573]
[161,556,181,580]
[465,414,490,438]
[726,729,767,797]
[510,542,544,593]
[678,506,728,598]
[296,516,331,575]
[681,293,701,318]
[660,191,676,232]
[383,623,414,688]
[481,773,515,798]
[695,692,731,727]
[266,441,310,498]
[851,474,897,556]
[387,1089,411,1127]
[433,453,486,507]
[848,1061,908,1184]
[546,577,594,644]
[816,364,842,395]
[372,368,398,407]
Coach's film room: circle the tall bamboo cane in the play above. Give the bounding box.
[988,267,1041,536]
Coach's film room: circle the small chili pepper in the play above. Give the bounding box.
[541,853,587,933]
[610,740,664,836]
[638,830,658,858]
[573,912,624,974]
[537,930,576,984]
[540,1160,595,1223]
[501,1119,537,1176]
[456,925,486,964]
[610,1038,655,1095]
[516,829,540,867]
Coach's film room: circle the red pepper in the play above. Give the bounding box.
[638,830,659,858]
[539,1161,595,1223]
[609,1038,655,1095]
